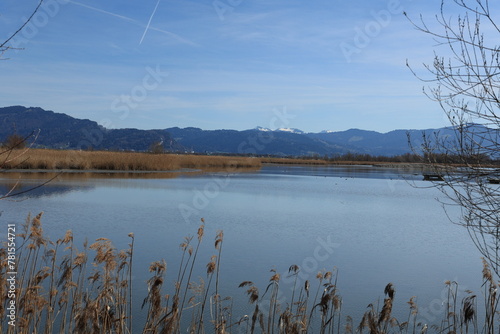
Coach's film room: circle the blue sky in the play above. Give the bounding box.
[0,0,464,132]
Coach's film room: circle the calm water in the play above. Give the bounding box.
[0,165,484,330]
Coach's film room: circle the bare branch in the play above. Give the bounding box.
[0,0,45,59]
[407,0,500,275]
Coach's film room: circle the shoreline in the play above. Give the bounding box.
[0,168,202,174]
[3,148,488,174]
[0,162,432,178]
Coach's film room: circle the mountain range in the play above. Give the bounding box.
[0,105,452,156]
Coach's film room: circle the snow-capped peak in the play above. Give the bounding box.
[320,130,335,133]
[254,126,272,132]
[275,128,304,134]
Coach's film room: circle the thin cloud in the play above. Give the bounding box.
[67,0,139,24]
[146,26,199,47]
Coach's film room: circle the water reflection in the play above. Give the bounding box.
[0,164,485,332]
[0,164,428,200]
[0,167,261,199]
[259,164,424,180]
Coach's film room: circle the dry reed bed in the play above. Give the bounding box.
[0,213,494,334]
[2,149,261,171]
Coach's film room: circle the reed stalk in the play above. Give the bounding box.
[3,214,500,334]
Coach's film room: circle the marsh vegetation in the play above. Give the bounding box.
[1,149,261,171]
[1,213,497,334]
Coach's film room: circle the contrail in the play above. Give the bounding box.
[67,0,197,46]
[139,0,162,45]
[67,0,139,24]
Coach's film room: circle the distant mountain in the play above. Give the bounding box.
[166,126,345,156]
[310,125,499,157]
[276,128,305,134]
[255,127,305,134]
[254,126,271,132]
[307,128,432,156]
[0,106,181,151]
[0,105,466,156]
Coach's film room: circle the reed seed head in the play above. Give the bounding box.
[239,281,253,288]
[246,286,259,304]
[288,264,300,274]
[197,225,205,241]
[462,295,476,325]
[270,273,280,282]
[378,297,393,324]
[207,257,216,275]
[384,282,395,300]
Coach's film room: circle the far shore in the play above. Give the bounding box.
[0,167,201,174]
[0,148,446,174]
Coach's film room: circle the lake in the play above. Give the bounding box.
[0,165,485,332]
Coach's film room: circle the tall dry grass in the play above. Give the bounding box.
[0,149,430,172]
[1,149,261,171]
[0,214,496,333]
